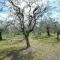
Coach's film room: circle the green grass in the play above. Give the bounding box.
[0,34,24,54]
[0,33,60,60]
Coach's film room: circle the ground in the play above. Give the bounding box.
[0,33,60,60]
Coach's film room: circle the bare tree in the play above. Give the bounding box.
[0,31,2,40]
[46,23,50,36]
[7,0,48,48]
[0,21,3,40]
[0,20,15,40]
[54,22,60,39]
[44,17,53,36]
[39,17,55,36]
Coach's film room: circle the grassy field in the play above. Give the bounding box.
[0,33,60,60]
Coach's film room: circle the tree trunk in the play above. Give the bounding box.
[57,32,59,39]
[47,27,50,36]
[0,32,2,40]
[25,35,30,48]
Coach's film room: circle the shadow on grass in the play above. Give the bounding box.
[54,38,60,42]
[0,47,33,60]
[33,35,51,40]
[41,34,56,39]
[33,34,57,40]
[0,39,6,41]
[33,34,60,45]
[44,38,60,45]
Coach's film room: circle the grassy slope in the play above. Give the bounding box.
[0,33,60,60]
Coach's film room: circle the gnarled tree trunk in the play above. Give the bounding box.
[57,32,60,39]
[0,32,2,40]
[25,35,30,48]
[47,26,50,36]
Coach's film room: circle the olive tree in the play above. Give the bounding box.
[0,21,3,40]
[0,20,9,40]
[7,0,48,48]
[54,21,60,39]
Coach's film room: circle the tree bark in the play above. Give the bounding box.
[47,27,50,36]
[57,32,59,39]
[0,32,2,40]
[25,35,30,48]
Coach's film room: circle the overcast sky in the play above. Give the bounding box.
[0,0,60,21]
[48,0,60,21]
